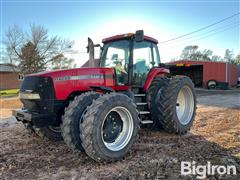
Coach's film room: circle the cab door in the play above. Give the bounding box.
[132,41,160,86]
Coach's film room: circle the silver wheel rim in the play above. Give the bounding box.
[176,86,194,125]
[208,80,216,86]
[48,126,61,133]
[101,106,134,151]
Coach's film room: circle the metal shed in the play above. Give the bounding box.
[0,64,21,90]
[167,60,239,89]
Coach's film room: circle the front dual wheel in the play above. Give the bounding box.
[80,93,139,162]
[61,92,139,162]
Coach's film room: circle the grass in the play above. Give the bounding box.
[0,89,19,97]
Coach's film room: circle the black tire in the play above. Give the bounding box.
[21,122,61,141]
[146,76,168,129]
[207,79,217,89]
[33,126,62,141]
[80,93,140,162]
[61,92,100,152]
[150,76,196,134]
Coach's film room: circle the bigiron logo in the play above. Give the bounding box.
[181,161,237,179]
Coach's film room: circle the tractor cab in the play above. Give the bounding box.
[90,31,161,87]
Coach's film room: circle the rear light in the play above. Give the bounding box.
[176,64,184,67]
[123,33,134,37]
[176,63,191,67]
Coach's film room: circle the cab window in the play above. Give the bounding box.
[101,40,130,85]
[153,44,160,66]
[133,41,158,86]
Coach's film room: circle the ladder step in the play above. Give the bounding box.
[136,102,147,105]
[139,111,150,115]
[134,94,146,97]
[141,120,153,124]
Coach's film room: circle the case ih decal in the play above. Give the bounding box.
[54,74,113,81]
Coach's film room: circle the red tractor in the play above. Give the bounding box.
[13,30,196,162]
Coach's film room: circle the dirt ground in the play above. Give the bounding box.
[0,92,239,179]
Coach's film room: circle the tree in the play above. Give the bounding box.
[179,46,239,63]
[4,24,74,74]
[180,45,199,59]
[18,41,44,73]
[211,55,222,62]
[224,49,234,64]
[234,54,240,65]
[199,49,213,61]
[180,45,213,61]
[51,56,76,70]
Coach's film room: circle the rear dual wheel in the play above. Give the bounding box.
[148,76,196,134]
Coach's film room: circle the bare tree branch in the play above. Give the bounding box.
[3,24,74,74]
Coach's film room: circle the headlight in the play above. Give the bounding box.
[19,92,40,100]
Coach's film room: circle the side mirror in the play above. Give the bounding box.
[135,30,144,42]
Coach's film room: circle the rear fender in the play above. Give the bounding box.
[143,67,170,91]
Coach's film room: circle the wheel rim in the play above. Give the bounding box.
[208,80,217,89]
[101,106,134,151]
[176,86,194,125]
[48,126,61,133]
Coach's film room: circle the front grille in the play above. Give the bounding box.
[20,76,55,113]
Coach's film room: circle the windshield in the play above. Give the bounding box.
[100,40,130,68]
[100,39,160,86]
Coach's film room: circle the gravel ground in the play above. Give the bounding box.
[0,93,239,179]
[197,93,240,109]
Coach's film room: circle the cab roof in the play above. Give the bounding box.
[102,33,158,44]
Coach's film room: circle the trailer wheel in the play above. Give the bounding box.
[151,76,196,134]
[33,126,62,141]
[207,79,217,89]
[80,93,139,162]
[61,92,100,152]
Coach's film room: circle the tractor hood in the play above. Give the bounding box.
[26,67,116,100]
[28,67,114,80]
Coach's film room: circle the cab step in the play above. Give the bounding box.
[139,111,150,115]
[141,120,153,124]
[136,102,147,106]
[134,94,146,97]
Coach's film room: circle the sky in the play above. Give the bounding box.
[0,0,239,66]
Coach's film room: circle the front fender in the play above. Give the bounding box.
[143,67,169,91]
